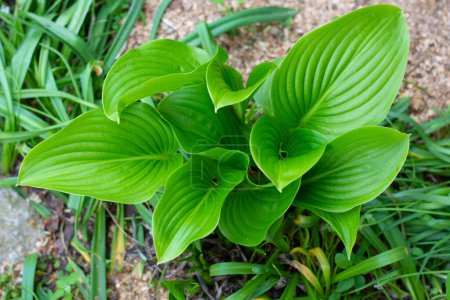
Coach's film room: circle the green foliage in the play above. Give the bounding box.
[18,4,411,268]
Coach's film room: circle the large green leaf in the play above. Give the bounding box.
[300,204,360,259]
[271,5,409,138]
[18,103,182,204]
[253,57,282,115]
[206,49,276,111]
[250,115,328,191]
[158,83,248,153]
[296,126,409,212]
[153,148,249,263]
[103,39,212,122]
[219,180,300,246]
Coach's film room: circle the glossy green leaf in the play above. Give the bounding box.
[296,126,409,212]
[18,103,182,204]
[207,49,276,111]
[219,180,300,246]
[271,5,409,138]
[253,57,282,115]
[301,204,361,259]
[153,148,249,263]
[103,39,212,122]
[250,115,328,191]
[158,84,224,153]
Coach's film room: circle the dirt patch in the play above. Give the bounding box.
[128,0,449,122]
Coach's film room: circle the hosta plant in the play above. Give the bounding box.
[19,5,409,263]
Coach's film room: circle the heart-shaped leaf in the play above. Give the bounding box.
[18,103,182,204]
[299,203,360,259]
[207,49,276,111]
[296,126,409,212]
[250,115,328,191]
[271,5,409,138]
[219,180,300,246]
[153,148,249,263]
[103,39,212,122]
[158,83,243,153]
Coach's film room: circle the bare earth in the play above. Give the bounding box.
[128,0,450,122]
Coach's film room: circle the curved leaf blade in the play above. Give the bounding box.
[219,180,300,246]
[300,204,360,259]
[153,148,249,263]
[250,115,328,191]
[103,39,212,122]
[158,83,248,153]
[271,5,409,137]
[18,103,182,204]
[207,50,276,111]
[296,126,409,212]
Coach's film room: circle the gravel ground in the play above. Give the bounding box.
[128,0,449,122]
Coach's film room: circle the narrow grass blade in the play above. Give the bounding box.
[225,274,270,300]
[11,28,42,89]
[110,204,126,273]
[91,204,107,300]
[182,7,297,46]
[103,0,146,70]
[26,12,96,62]
[16,89,98,108]
[134,203,153,227]
[21,253,38,300]
[150,0,173,40]
[195,21,217,56]
[0,122,68,143]
[210,263,270,276]
[333,247,409,283]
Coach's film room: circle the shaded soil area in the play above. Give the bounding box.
[129,0,449,121]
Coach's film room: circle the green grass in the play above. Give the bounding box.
[0,1,448,299]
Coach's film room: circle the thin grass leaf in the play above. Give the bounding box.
[15,89,98,108]
[91,204,107,300]
[11,27,42,89]
[225,274,270,300]
[0,122,68,143]
[195,21,216,56]
[0,176,17,187]
[21,253,38,300]
[333,247,409,283]
[134,203,153,227]
[103,0,146,70]
[210,263,270,276]
[182,7,297,46]
[26,12,95,62]
[150,0,172,40]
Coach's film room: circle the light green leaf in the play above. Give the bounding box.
[153,148,249,263]
[158,84,223,153]
[18,103,182,204]
[271,5,409,138]
[219,179,300,246]
[301,204,360,259]
[250,115,328,191]
[103,39,212,122]
[253,57,282,115]
[206,49,276,111]
[296,126,409,212]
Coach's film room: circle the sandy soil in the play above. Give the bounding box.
[128,0,449,122]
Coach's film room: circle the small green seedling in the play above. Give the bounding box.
[19,5,410,263]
